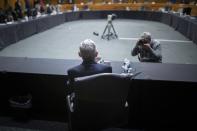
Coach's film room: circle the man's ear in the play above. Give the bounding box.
[95,51,98,57]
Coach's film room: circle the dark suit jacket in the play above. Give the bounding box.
[67,60,112,80]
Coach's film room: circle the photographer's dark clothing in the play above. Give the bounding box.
[132,39,162,62]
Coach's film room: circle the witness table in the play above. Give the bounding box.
[0,56,197,83]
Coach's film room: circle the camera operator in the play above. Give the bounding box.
[131,32,162,62]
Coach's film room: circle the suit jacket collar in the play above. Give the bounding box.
[82,60,96,65]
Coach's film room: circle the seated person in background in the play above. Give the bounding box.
[55,4,62,13]
[82,5,89,11]
[46,4,53,14]
[164,5,172,11]
[34,0,44,14]
[6,13,14,22]
[30,8,38,18]
[5,7,17,22]
[25,0,31,17]
[34,0,40,9]
[0,8,6,23]
[67,39,112,80]
[131,32,162,63]
[15,0,23,19]
[164,2,172,11]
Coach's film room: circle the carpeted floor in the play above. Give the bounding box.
[0,19,197,64]
[0,117,68,131]
[0,126,43,131]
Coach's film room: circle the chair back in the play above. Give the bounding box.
[68,73,131,130]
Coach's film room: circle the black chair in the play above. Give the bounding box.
[66,73,131,131]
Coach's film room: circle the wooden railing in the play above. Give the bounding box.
[60,3,197,16]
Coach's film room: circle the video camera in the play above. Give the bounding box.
[107,14,117,22]
[138,39,147,45]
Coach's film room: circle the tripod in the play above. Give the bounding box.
[101,20,118,40]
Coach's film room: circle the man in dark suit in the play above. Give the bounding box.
[67,39,112,80]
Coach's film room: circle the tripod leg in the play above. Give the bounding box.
[102,24,109,39]
[111,23,118,38]
[107,24,111,40]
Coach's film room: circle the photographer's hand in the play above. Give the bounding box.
[142,44,151,51]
